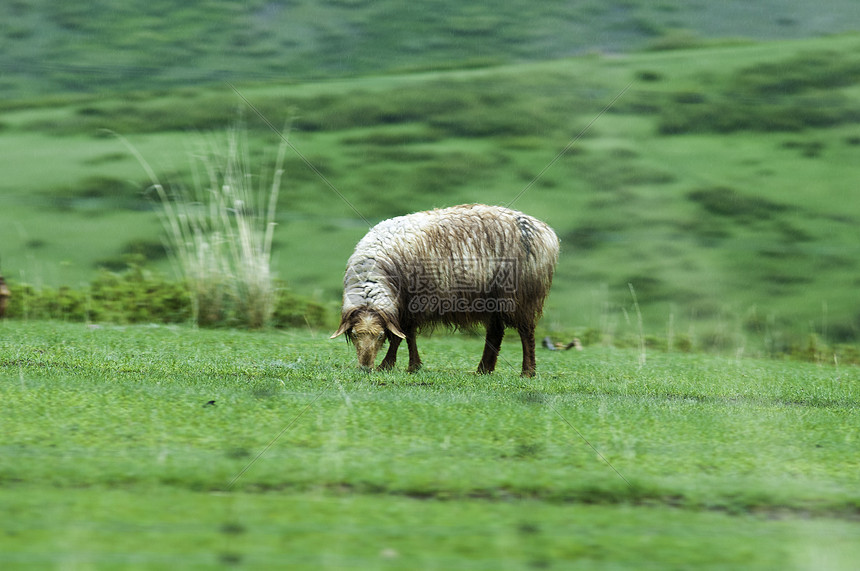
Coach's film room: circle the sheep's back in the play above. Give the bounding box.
[349,205,557,325]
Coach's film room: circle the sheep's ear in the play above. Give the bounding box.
[330,318,351,339]
[385,320,406,340]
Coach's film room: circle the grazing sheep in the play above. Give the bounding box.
[331,204,559,376]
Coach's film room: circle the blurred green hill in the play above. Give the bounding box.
[3,0,860,97]
[1,2,859,353]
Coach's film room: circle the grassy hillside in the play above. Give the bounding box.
[2,0,860,97]
[2,34,860,352]
[2,322,859,568]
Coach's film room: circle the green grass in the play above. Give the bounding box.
[1,321,859,568]
[4,489,858,570]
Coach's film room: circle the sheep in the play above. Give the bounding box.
[331,203,559,377]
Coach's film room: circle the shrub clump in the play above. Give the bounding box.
[4,266,189,324]
[2,268,328,330]
[656,51,860,134]
[687,186,785,221]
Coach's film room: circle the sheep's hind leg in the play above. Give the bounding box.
[518,323,536,377]
[377,336,401,371]
[406,327,422,373]
[477,317,505,374]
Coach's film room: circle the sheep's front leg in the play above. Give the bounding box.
[477,317,505,374]
[518,323,536,377]
[377,335,401,371]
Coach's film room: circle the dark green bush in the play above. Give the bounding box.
[87,265,190,324]
[687,186,785,221]
[46,176,149,213]
[6,284,90,322]
[635,70,664,82]
[119,239,169,262]
[561,224,610,251]
[3,268,328,330]
[732,51,860,95]
[657,51,860,134]
[645,29,704,52]
[271,284,329,329]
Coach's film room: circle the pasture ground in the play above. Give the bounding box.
[1,321,858,569]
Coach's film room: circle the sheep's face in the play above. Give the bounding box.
[331,309,406,370]
[351,313,386,369]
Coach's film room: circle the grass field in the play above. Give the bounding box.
[1,320,858,569]
[3,4,860,569]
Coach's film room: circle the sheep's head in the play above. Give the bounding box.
[331,309,405,370]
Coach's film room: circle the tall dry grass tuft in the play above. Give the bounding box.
[628,282,646,368]
[120,127,287,328]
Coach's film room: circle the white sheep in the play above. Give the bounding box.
[331,204,559,376]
